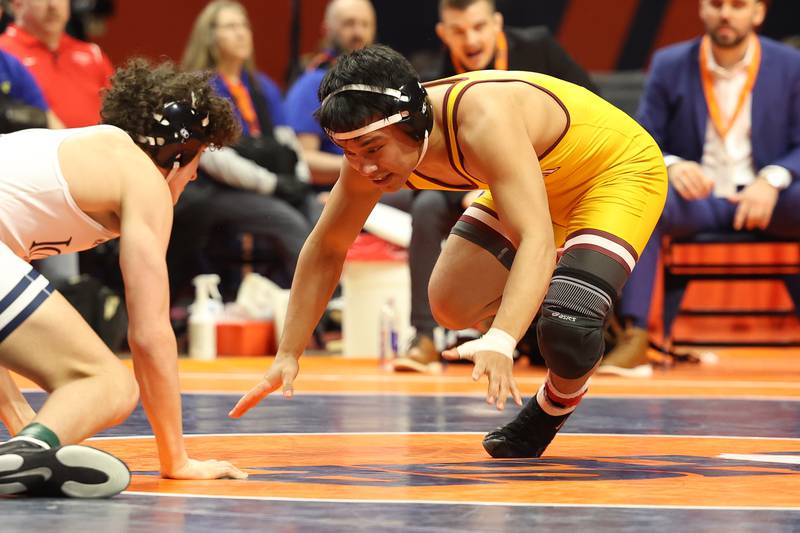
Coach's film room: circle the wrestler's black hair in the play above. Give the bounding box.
[316,44,433,142]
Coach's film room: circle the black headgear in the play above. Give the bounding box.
[321,80,433,142]
[135,95,209,169]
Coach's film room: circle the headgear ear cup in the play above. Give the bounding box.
[134,97,210,169]
[397,81,433,141]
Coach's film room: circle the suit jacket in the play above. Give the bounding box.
[636,36,800,179]
[425,26,599,94]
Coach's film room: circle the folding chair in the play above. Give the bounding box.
[662,232,800,347]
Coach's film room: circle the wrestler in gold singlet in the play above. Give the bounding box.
[236,45,669,460]
[407,70,667,272]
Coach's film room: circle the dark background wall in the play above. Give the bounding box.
[91,0,799,88]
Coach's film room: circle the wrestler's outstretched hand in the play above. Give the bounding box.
[229,354,299,418]
[443,338,522,411]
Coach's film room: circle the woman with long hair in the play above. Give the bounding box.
[171,0,319,297]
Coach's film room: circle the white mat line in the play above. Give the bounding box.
[176,390,800,402]
[177,372,800,390]
[718,453,800,465]
[120,491,800,511]
[87,431,800,442]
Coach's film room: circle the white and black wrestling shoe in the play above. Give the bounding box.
[0,440,130,498]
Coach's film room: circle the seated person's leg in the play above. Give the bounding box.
[173,187,311,298]
[167,180,220,300]
[222,192,311,282]
[378,188,414,211]
[603,183,737,374]
[764,178,800,238]
[394,191,464,371]
[299,190,325,226]
[763,180,800,312]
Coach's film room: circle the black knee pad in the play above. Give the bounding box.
[536,267,616,379]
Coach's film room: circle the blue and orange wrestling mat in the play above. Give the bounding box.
[3,351,800,532]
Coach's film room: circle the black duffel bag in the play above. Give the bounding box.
[54,275,128,352]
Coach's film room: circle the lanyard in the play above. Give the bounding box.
[222,76,261,136]
[699,34,761,139]
[451,30,508,73]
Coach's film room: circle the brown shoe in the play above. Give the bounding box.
[598,326,653,378]
[392,333,442,374]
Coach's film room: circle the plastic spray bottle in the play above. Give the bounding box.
[378,298,399,370]
[188,274,223,360]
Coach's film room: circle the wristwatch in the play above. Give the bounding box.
[758,166,792,190]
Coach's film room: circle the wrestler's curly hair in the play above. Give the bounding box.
[100,58,240,148]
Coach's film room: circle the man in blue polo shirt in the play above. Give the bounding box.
[0,46,48,131]
[285,0,376,190]
[0,2,61,132]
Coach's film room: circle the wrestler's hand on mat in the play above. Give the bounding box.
[164,458,248,480]
[228,354,299,418]
[667,161,714,201]
[443,340,522,411]
[729,178,779,231]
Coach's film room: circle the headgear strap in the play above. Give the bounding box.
[321,83,431,141]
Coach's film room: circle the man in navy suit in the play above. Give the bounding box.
[601,0,800,376]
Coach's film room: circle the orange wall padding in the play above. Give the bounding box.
[94,0,330,90]
[651,0,705,64]
[556,0,640,71]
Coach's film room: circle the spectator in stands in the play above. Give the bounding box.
[601,0,800,376]
[0,50,52,132]
[0,0,10,32]
[0,0,112,127]
[172,0,317,297]
[66,0,114,42]
[285,0,376,189]
[393,0,599,372]
[0,0,61,131]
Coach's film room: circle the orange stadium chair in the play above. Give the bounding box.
[662,232,800,347]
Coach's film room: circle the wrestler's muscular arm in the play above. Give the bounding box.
[113,143,245,480]
[447,84,557,409]
[230,163,382,417]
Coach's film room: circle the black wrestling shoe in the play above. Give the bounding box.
[0,440,130,498]
[482,397,571,458]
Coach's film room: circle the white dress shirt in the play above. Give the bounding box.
[664,39,791,196]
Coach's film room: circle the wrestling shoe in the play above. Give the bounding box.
[482,396,571,458]
[0,440,130,498]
